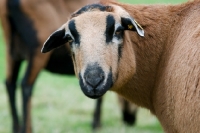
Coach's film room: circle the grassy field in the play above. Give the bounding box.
[0,0,186,133]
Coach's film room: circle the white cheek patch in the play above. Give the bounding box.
[102,70,110,85]
[71,43,76,52]
[115,23,121,31]
[80,69,86,85]
[112,36,123,44]
[71,42,80,52]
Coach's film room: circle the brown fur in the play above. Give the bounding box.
[52,0,200,132]
[105,1,200,132]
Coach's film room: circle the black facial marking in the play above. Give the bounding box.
[68,20,80,46]
[118,44,123,59]
[115,26,124,59]
[105,15,115,43]
[73,4,112,17]
[107,68,113,88]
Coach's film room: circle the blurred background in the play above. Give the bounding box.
[0,0,185,133]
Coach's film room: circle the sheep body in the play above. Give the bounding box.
[110,2,200,132]
[112,1,200,132]
[42,0,200,132]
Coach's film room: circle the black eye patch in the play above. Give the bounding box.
[105,15,115,43]
[68,20,80,46]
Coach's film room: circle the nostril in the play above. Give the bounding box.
[100,73,104,79]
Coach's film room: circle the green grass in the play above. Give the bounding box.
[0,0,186,133]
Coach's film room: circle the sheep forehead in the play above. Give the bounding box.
[75,11,108,32]
[74,12,110,51]
[72,12,120,70]
[74,11,120,40]
[75,11,118,29]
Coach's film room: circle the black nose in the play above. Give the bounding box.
[84,68,104,88]
[79,64,113,99]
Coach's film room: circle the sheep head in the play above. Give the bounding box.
[41,4,144,99]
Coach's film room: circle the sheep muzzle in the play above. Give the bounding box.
[79,64,113,99]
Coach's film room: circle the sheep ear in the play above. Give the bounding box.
[41,29,71,53]
[121,17,144,37]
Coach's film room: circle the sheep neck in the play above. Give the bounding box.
[111,2,191,112]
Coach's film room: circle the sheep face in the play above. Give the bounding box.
[42,4,144,99]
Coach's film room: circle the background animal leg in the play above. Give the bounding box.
[21,62,34,133]
[5,59,22,133]
[21,80,33,133]
[20,53,49,133]
[119,97,137,125]
[92,97,103,130]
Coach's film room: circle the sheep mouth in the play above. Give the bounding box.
[79,71,113,99]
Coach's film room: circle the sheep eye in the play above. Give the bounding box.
[68,39,73,43]
[64,34,74,43]
[115,26,124,36]
[115,31,121,35]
